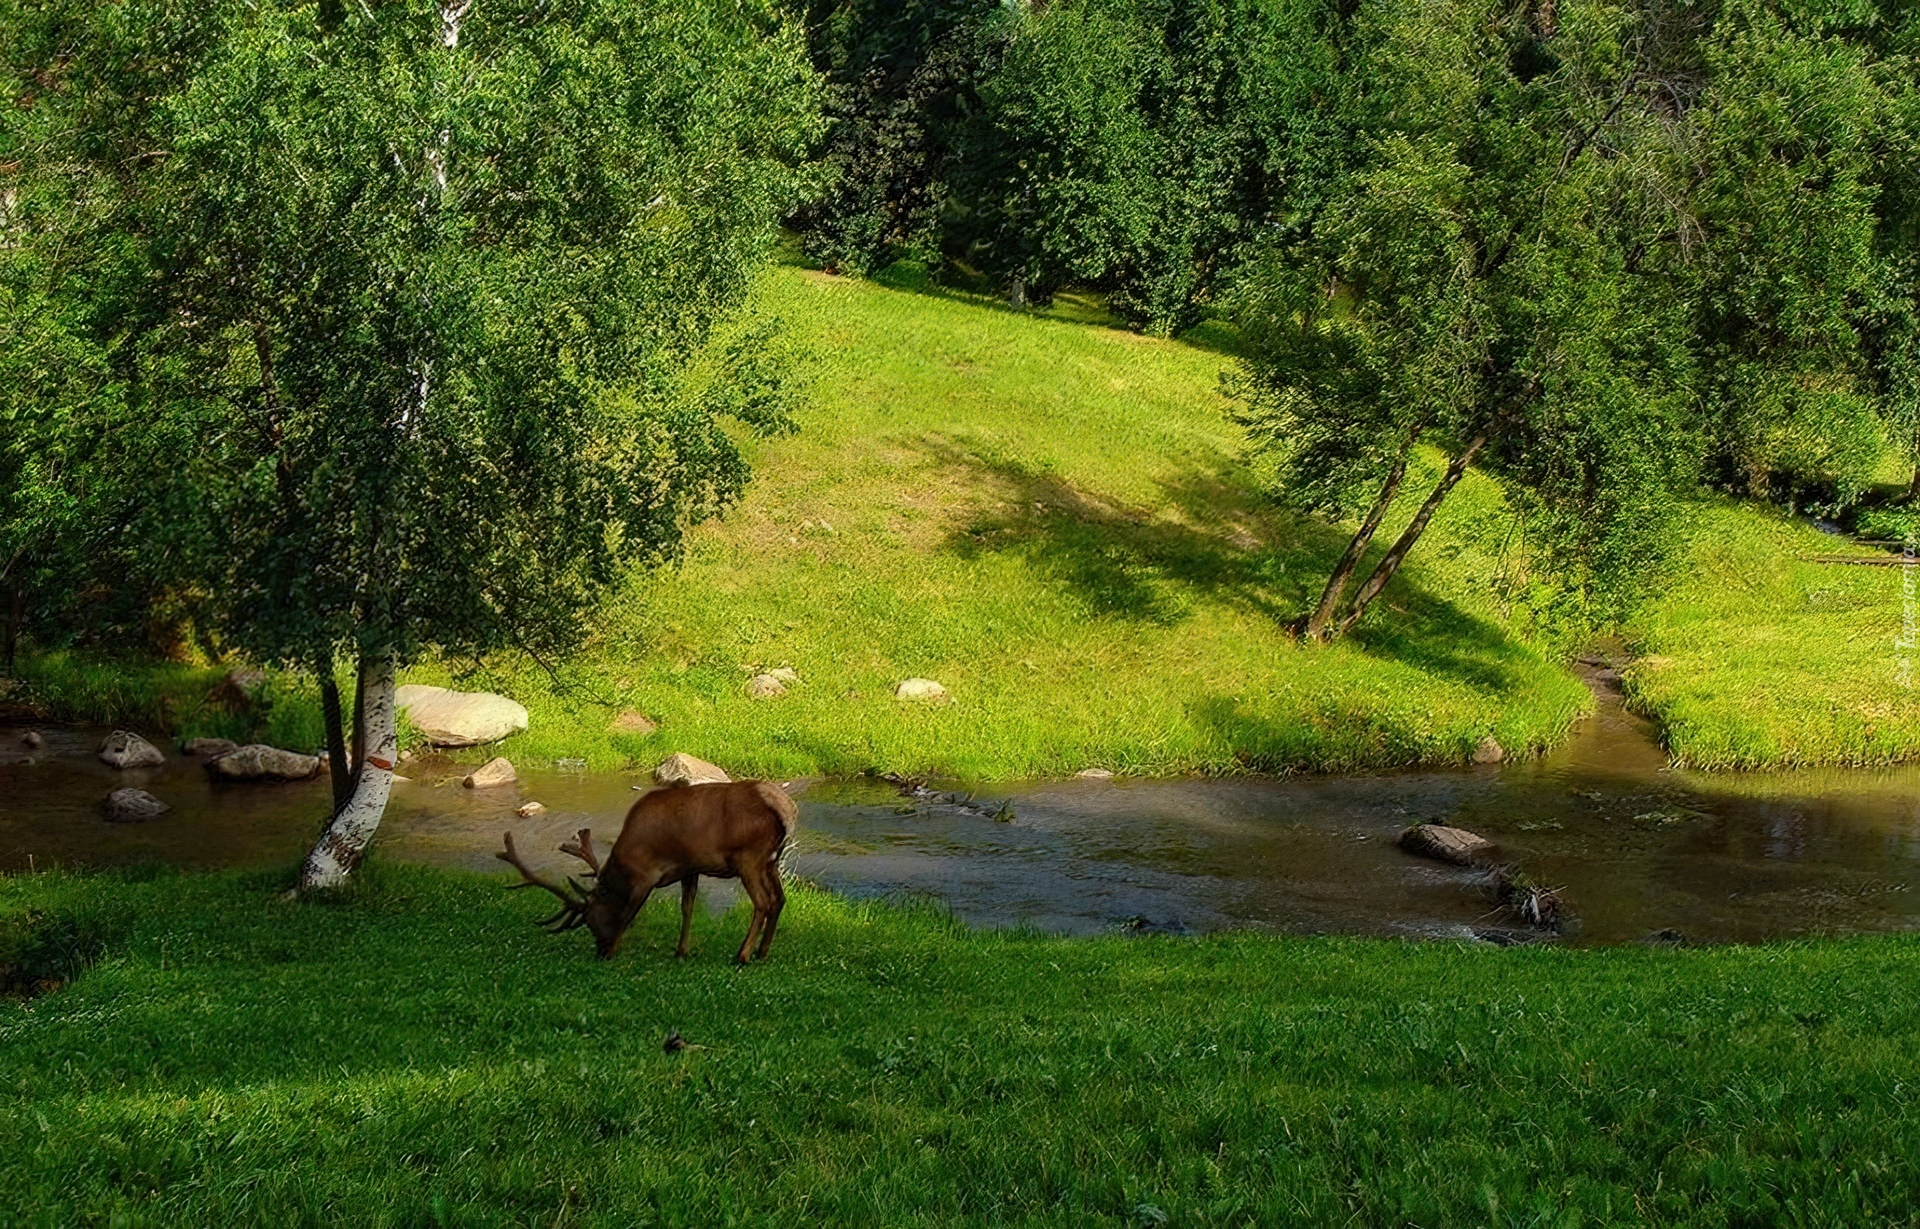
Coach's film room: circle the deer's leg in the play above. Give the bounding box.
[676,876,699,959]
[755,869,785,960]
[735,864,771,965]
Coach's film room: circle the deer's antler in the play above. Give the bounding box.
[496,831,589,931]
[558,827,602,875]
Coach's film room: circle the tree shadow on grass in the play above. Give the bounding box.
[923,441,1549,699]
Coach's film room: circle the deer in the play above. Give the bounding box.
[496,779,798,963]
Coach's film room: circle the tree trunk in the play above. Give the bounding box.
[350,666,367,794]
[1294,425,1424,642]
[295,651,398,891]
[1333,434,1488,638]
[1908,462,1919,504]
[319,666,352,814]
[2,584,21,676]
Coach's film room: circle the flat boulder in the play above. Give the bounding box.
[208,744,321,782]
[98,730,164,770]
[182,737,239,761]
[463,756,517,789]
[608,710,657,735]
[652,752,730,787]
[1399,823,1496,867]
[394,684,528,747]
[894,678,948,703]
[104,788,169,822]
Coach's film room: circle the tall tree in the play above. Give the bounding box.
[9,0,819,888]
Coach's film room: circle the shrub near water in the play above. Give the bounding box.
[2,864,1919,1225]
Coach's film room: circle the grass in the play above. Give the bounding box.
[15,263,1920,776]
[2,862,1918,1226]
[15,265,1589,780]
[1625,500,1920,769]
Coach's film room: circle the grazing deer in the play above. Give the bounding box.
[497,780,797,963]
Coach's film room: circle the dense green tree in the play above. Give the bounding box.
[6,0,819,887]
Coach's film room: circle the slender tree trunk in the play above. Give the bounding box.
[1295,425,1424,642]
[1333,433,1488,638]
[2,584,21,676]
[349,665,367,796]
[295,651,398,891]
[319,663,352,814]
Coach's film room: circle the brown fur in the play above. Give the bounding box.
[501,780,797,963]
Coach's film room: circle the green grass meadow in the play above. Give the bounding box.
[4,863,1919,1226]
[16,264,1920,776]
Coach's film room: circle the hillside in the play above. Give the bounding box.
[25,265,1917,778]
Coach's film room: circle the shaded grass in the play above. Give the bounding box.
[1625,501,1920,768]
[2,863,1918,1226]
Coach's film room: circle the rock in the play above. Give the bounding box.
[20,730,43,750]
[1398,823,1496,867]
[1472,735,1506,765]
[104,788,169,822]
[181,737,239,761]
[652,752,730,787]
[516,801,547,817]
[608,710,657,735]
[1076,768,1114,779]
[98,730,164,769]
[769,667,800,684]
[394,684,528,747]
[207,744,322,781]
[463,757,517,789]
[746,673,787,700]
[894,678,948,703]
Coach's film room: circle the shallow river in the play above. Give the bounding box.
[5,673,1919,944]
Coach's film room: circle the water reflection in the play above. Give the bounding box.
[5,672,1919,945]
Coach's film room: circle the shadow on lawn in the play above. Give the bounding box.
[925,442,1545,699]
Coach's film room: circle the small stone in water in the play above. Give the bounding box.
[516,801,547,817]
[463,757,517,789]
[21,730,44,750]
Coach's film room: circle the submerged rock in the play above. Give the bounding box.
[1398,823,1496,867]
[652,752,730,787]
[464,756,517,789]
[394,684,528,747]
[182,737,239,761]
[20,730,43,750]
[894,678,948,703]
[104,788,169,822]
[98,730,164,770]
[208,744,321,781]
[516,800,547,817]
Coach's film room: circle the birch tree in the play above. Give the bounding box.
[8,0,819,888]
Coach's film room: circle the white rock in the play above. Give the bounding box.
[208,745,321,781]
[464,757,517,789]
[516,801,547,817]
[652,752,731,786]
[98,730,164,769]
[746,673,788,700]
[395,685,528,747]
[894,678,949,702]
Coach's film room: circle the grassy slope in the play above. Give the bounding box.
[330,270,1584,778]
[19,266,1914,775]
[3,864,1918,1226]
[1626,502,1920,769]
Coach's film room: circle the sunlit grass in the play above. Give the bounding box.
[1625,501,1920,768]
[3,864,1918,1225]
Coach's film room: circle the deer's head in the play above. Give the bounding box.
[497,828,632,958]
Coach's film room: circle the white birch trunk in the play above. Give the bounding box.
[295,652,398,890]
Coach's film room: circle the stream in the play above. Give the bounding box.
[5,669,1919,945]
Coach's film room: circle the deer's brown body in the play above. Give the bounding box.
[498,780,797,963]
